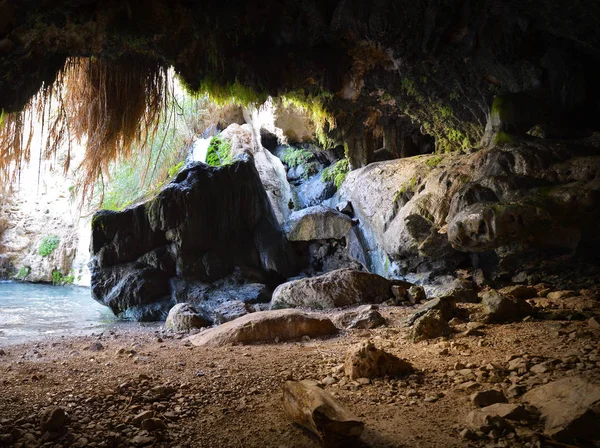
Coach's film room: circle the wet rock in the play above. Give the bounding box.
[164,303,211,332]
[344,341,413,380]
[213,300,251,324]
[283,380,364,447]
[409,310,450,342]
[471,390,508,407]
[271,269,392,309]
[333,305,385,330]
[39,406,67,433]
[523,376,600,442]
[89,154,295,321]
[479,289,532,323]
[284,205,352,241]
[187,310,337,347]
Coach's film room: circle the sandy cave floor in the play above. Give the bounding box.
[0,300,599,448]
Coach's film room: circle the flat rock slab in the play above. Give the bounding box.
[187,310,337,347]
[523,376,600,442]
[271,268,392,309]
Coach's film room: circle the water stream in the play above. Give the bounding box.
[0,281,120,345]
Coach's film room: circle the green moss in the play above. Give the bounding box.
[425,155,444,168]
[321,158,350,189]
[167,161,185,178]
[206,135,232,167]
[492,131,516,146]
[282,89,336,148]
[394,177,418,202]
[38,236,60,257]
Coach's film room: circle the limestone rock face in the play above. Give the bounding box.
[344,342,414,380]
[165,303,211,331]
[271,269,392,310]
[187,309,337,347]
[90,154,295,321]
[284,205,352,242]
[523,376,600,443]
[339,142,600,280]
[221,123,293,225]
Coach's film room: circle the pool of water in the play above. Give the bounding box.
[0,281,120,345]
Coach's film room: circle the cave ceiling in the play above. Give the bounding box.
[1,0,599,153]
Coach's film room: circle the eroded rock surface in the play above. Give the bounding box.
[271,269,392,310]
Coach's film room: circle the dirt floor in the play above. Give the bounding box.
[1,297,599,448]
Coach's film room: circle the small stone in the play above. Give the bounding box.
[141,418,168,431]
[506,384,526,398]
[344,341,413,380]
[86,342,104,352]
[409,310,450,342]
[588,317,600,330]
[40,407,67,433]
[132,411,154,427]
[460,428,478,440]
[0,349,6,356]
[547,290,576,300]
[356,378,371,386]
[470,390,508,407]
[321,376,337,386]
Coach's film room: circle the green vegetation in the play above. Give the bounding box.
[425,155,444,168]
[52,270,75,286]
[492,131,516,146]
[393,177,418,202]
[281,148,313,168]
[16,266,31,279]
[38,236,60,257]
[281,89,336,148]
[205,135,232,167]
[94,92,210,211]
[322,158,350,189]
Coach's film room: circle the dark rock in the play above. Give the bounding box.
[165,303,211,331]
[470,390,508,407]
[479,289,533,323]
[213,300,251,324]
[344,341,413,380]
[407,285,427,304]
[295,175,337,209]
[407,298,454,326]
[39,407,67,433]
[271,269,392,310]
[409,310,451,342]
[260,127,278,152]
[90,155,295,321]
[336,201,354,217]
[141,418,168,432]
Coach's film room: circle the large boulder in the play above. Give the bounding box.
[271,269,393,310]
[165,303,211,331]
[187,309,337,347]
[479,289,533,323]
[90,154,295,320]
[523,376,600,443]
[284,205,352,242]
[409,309,451,342]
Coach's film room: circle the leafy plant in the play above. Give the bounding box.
[322,158,350,189]
[16,266,31,279]
[38,236,60,257]
[281,148,313,168]
[52,270,75,286]
[206,135,232,167]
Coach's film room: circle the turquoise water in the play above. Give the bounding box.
[0,281,118,345]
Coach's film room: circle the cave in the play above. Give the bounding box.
[1,1,600,447]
